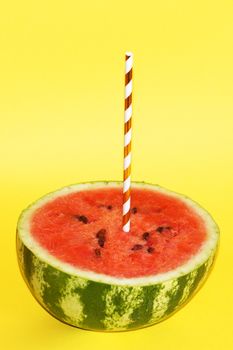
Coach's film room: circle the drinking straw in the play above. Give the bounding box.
[123,52,133,232]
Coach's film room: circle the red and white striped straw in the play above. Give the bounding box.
[123,52,133,232]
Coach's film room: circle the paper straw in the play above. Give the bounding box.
[123,52,133,232]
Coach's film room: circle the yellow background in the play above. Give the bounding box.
[0,1,232,349]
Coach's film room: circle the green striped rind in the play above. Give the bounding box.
[16,181,219,331]
[16,233,216,331]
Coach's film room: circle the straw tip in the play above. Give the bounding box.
[125,51,133,58]
[123,222,130,232]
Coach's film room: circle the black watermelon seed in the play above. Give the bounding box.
[156,226,171,233]
[147,247,155,254]
[142,232,150,240]
[94,248,101,257]
[96,229,106,239]
[131,244,143,251]
[96,229,106,248]
[131,207,137,214]
[98,238,105,248]
[107,205,112,210]
[75,215,88,224]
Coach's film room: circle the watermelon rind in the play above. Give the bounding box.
[16,181,219,331]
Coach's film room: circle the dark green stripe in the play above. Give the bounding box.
[42,265,70,321]
[22,245,69,322]
[129,284,161,329]
[77,281,112,330]
[165,274,190,316]
[106,287,133,318]
[23,245,35,287]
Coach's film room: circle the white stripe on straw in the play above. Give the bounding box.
[124,153,131,170]
[124,105,132,122]
[124,129,132,146]
[125,53,133,73]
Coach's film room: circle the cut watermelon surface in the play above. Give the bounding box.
[30,186,206,278]
[17,182,219,331]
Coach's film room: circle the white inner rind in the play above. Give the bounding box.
[17,182,219,286]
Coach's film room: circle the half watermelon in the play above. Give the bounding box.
[16,182,219,331]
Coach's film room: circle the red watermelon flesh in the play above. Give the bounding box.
[30,187,206,278]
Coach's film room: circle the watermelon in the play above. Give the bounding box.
[16,181,219,331]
